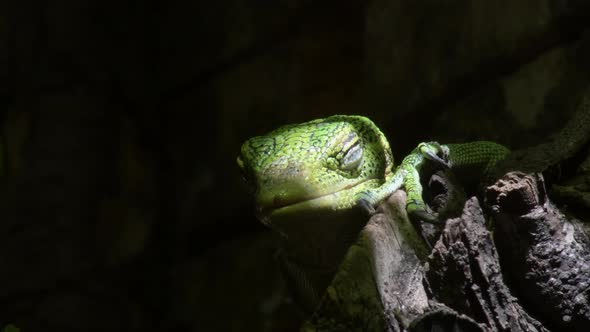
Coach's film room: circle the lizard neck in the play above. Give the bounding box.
[271,207,367,303]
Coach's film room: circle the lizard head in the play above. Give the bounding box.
[237,115,394,221]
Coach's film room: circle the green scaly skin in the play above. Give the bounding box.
[237,115,509,222]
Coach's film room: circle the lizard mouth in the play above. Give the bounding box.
[256,178,371,221]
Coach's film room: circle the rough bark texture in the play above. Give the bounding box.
[424,197,548,332]
[488,172,590,331]
[301,185,566,331]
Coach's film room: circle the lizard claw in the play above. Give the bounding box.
[410,208,441,223]
[359,198,376,215]
[418,142,451,169]
[406,198,440,223]
[356,191,378,215]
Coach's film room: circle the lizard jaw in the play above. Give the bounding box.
[255,178,375,222]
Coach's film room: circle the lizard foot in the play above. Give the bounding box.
[359,198,376,215]
[356,191,378,215]
[418,142,451,169]
[406,198,440,223]
[410,208,441,223]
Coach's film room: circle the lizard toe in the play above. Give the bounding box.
[406,198,440,223]
[419,142,451,169]
[410,208,441,223]
[358,198,376,215]
[356,191,378,215]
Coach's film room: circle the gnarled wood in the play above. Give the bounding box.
[487,172,590,331]
[424,197,547,332]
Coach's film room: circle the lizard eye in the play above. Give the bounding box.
[340,142,363,171]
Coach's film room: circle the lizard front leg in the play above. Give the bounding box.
[402,142,450,222]
[357,142,449,221]
[405,141,510,221]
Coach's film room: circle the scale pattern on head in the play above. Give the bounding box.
[237,115,394,213]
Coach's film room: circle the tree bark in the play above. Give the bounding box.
[487,172,590,331]
[303,169,590,331]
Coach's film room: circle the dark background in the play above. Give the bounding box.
[1,1,590,331]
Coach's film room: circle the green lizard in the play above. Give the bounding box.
[237,115,509,311]
[238,115,509,223]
